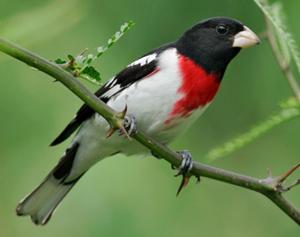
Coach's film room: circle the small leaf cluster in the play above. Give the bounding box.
[54,21,134,85]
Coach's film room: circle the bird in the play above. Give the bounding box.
[16,17,260,225]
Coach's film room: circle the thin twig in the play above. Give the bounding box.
[277,162,300,184]
[0,38,300,224]
[265,16,300,102]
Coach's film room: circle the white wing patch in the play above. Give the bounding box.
[103,53,158,97]
[104,53,157,90]
[105,77,117,88]
[128,53,157,67]
[102,84,121,98]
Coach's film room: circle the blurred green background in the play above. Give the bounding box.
[0,0,299,236]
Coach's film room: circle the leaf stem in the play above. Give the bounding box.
[265,16,300,102]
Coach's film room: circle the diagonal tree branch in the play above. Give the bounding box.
[0,37,300,224]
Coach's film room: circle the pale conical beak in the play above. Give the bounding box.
[232,26,260,48]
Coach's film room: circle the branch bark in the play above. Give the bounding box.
[1,37,300,224]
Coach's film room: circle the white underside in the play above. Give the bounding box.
[66,48,210,181]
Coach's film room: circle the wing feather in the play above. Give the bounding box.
[50,53,159,146]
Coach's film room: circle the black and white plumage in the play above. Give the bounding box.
[16,17,259,225]
[51,49,161,146]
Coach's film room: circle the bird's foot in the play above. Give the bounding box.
[115,114,137,139]
[107,105,137,139]
[174,150,200,196]
[123,114,137,136]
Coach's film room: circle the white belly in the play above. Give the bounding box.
[107,48,182,138]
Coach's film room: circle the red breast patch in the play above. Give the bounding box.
[166,55,220,123]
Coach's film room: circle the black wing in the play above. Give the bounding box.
[50,53,159,146]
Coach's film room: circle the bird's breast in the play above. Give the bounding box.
[165,54,220,125]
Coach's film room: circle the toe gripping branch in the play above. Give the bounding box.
[106,105,137,139]
[123,114,137,136]
[174,150,200,196]
[107,106,200,196]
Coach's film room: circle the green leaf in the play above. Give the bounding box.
[54,58,66,64]
[54,21,135,85]
[81,66,101,81]
[95,20,135,59]
[67,54,75,61]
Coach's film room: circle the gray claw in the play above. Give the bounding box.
[123,114,137,136]
[175,150,193,177]
[174,150,195,196]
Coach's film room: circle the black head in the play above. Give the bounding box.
[176,17,259,75]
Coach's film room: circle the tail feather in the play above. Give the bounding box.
[16,176,76,225]
[16,142,81,225]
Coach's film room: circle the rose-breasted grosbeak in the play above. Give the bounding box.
[16,17,259,225]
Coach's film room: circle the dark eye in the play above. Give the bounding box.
[216,25,228,35]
